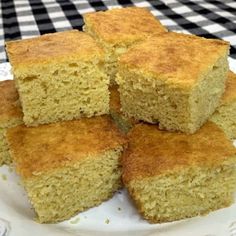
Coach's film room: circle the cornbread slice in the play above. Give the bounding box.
[210,71,236,139]
[0,80,23,165]
[6,30,109,126]
[83,7,167,83]
[7,116,126,223]
[116,32,230,134]
[122,122,236,223]
[109,85,137,133]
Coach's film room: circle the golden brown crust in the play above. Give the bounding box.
[0,80,23,127]
[220,71,236,104]
[84,7,167,45]
[118,32,229,88]
[6,30,104,69]
[122,122,236,184]
[7,115,127,179]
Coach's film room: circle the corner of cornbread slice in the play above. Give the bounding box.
[6,30,109,126]
[6,116,127,223]
[83,7,167,82]
[116,32,230,134]
[210,71,236,139]
[122,122,236,223]
[109,85,138,133]
[0,80,23,165]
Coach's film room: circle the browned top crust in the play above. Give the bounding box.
[118,32,229,89]
[0,80,23,127]
[122,122,236,184]
[84,7,167,45]
[220,71,236,104]
[6,30,104,69]
[7,116,127,179]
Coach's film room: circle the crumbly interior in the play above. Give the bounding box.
[210,101,236,139]
[127,164,236,223]
[0,119,22,166]
[0,128,11,165]
[15,60,109,126]
[23,148,123,223]
[84,25,130,84]
[117,55,228,133]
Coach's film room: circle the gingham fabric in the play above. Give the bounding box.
[0,0,236,63]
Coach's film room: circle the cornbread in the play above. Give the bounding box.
[210,71,236,139]
[0,80,23,165]
[83,7,167,83]
[7,116,126,223]
[116,32,230,134]
[122,122,236,223]
[109,85,137,133]
[6,30,109,126]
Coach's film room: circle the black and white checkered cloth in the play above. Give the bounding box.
[0,0,236,63]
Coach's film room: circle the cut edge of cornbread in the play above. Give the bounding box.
[0,80,23,166]
[126,162,236,223]
[210,71,236,139]
[20,147,124,223]
[15,60,110,126]
[0,120,23,166]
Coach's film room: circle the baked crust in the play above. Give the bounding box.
[220,71,236,104]
[122,122,236,184]
[84,7,167,45]
[7,115,127,178]
[6,30,104,70]
[118,32,229,89]
[0,80,23,127]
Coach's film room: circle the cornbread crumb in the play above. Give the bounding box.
[210,71,236,139]
[84,7,167,83]
[70,217,80,224]
[8,166,13,173]
[7,116,127,223]
[117,32,229,134]
[1,174,7,181]
[6,30,109,126]
[0,80,23,166]
[123,122,236,223]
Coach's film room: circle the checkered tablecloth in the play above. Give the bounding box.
[0,0,236,63]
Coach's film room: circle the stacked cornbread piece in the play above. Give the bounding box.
[2,6,236,225]
[4,30,128,223]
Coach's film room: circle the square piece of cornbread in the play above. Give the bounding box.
[83,7,167,83]
[210,71,236,139]
[122,122,236,223]
[0,80,23,165]
[6,30,109,126]
[116,32,229,134]
[109,85,138,133]
[6,116,126,223]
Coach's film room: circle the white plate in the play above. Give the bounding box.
[1,59,236,236]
